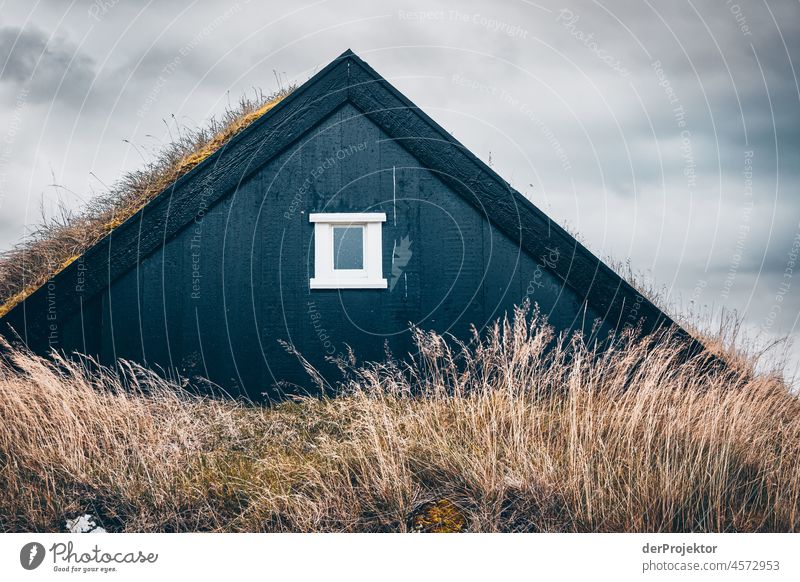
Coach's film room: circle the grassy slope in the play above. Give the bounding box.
[1,306,797,533]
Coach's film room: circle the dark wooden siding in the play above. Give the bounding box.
[41,104,610,399]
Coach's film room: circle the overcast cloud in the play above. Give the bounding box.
[1,0,799,377]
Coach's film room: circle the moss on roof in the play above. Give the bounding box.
[0,87,293,318]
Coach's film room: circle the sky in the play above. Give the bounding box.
[0,0,799,378]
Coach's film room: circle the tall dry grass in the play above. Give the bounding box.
[1,306,797,532]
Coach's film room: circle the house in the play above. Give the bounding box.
[0,50,680,400]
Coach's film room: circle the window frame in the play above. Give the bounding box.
[309,213,387,289]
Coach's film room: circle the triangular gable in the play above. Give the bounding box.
[2,49,682,346]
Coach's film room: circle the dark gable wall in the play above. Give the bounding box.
[55,103,609,399]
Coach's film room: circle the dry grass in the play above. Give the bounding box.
[1,305,797,533]
[0,87,293,318]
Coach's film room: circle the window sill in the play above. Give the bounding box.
[309,278,388,289]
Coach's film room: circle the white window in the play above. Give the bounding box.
[309,213,387,289]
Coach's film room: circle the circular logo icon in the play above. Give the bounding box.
[20,542,46,570]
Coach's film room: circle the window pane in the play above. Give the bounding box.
[333,225,364,270]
